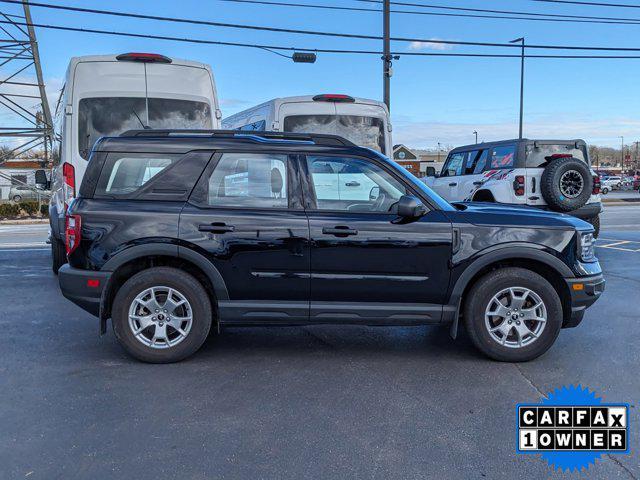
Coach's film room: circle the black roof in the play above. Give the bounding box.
[92,129,360,155]
[449,138,587,154]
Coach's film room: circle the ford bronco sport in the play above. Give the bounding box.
[58,130,604,363]
[425,139,602,237]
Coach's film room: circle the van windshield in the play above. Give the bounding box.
[283,115,386,153]
[78,97,212,159]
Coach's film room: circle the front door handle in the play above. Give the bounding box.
[198,222,235,233]
[449,182,458,187]
[345,181,361,187]
[322,226,358,237]
[473,181,483,186]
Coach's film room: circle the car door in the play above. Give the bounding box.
[300,154,453,324]
[180,151,310,323]
[429,151,464,201]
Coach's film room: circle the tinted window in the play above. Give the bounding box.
[284,115,386,153]
[236,120,266,131]
[206,153,288,208]
[489,145,516,169]
[95,154,179,196]
[307,156,406,212]
[441,153,465,177]
[525,144,586,168]
[463,150,480,175]
[78,97,212,159]
[472,150,489,174]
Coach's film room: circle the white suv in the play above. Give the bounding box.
[424,139,602,236]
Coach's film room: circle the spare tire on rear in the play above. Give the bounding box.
[540,157,593,212]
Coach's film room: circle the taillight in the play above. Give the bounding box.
[312,94,355,103]
[592,174,601,195]
[65,214,81,256]
[116,52,172,63]
[62,162,75,211]
[513,175,525,196]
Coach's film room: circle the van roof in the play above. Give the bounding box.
[67,54,211,70]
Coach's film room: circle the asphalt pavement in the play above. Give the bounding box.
[0,211,638,480]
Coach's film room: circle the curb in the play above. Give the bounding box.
[0,218,49,225]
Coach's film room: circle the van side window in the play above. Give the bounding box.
[441,153,465,177]
[206,153,288,209]
[489,145,516,169]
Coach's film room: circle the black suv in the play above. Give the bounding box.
[58,130,605,363]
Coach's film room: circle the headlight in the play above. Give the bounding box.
[578,232,595,262]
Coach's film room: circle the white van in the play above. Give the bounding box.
[222,94,392,157]
[49,52,221,272]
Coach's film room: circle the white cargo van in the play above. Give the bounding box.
[49,52,221,272]
[222,94,392,157]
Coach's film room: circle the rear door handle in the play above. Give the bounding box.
[449,182,458,187]
[198,222,235,233]
[322,226,358,237]
[473,181,482,186]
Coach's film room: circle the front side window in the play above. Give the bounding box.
[283,115,386,153]
[78,97,212,159]
[307,155,406,212]
[489,145,516,169]
[441,153,465,177]
[206,153,288,209]
[95,154,178,196]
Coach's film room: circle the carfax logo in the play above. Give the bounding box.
[516,385,630,472]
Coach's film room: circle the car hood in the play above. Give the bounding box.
[449,201,593,231]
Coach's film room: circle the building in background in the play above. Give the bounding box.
[0,159,48,201]
[392,144,447,177]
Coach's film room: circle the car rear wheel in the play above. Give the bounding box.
[463,267,562,362]
[601,186,609,195]
[51,237,66,275]
[540,157,593,212]
[12,195,21,202]
[112,267,212,363]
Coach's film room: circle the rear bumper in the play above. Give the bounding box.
[563,273,605,328]
[58,264,111,317]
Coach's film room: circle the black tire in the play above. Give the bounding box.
[12,195,21,202]
[586,215,600,239]
[541,157,593,212]
[601,186,609,195]
[112,267,212,363]
[51,237,66,275]
[463,267,562,362]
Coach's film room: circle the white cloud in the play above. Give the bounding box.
[408,40,454,52]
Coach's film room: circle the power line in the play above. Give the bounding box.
[533,0,640,8]
[358,0,640,23]
[5,0,640,52]
[3,17,640,59]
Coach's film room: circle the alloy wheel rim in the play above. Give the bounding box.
[128,286,193,349]
[484,286,547,349]
[559,170,584,198]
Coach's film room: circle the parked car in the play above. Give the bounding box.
[48,52,222,274]
[9,185,50,202]
[222,94,392,157]
[600,176,622,194]
[424,139,602,237]
[58,130,604,363]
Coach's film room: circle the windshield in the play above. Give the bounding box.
[283,114,386,153]
[367,149,456,211]
[78,97,212,159]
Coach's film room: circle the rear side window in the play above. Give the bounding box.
[489,145,516,169]
[95,155,178,196]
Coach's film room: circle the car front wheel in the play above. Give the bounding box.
[463,267,562,362]
[112,267,212,363]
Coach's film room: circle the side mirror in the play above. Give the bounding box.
[397,195,427,218]
[426,166,436,177]
[34,169,47,185]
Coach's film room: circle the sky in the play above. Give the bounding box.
[2,0,640,148]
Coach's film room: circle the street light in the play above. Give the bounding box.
[473,131,478,144]
[437,142,442,162]
[510,37,525,139]
[260,48,317,64]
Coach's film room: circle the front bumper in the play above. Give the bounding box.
[58,264,111,317]
[566,201,602,220]
[563,273,605,328]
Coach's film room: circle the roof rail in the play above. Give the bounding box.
[119,129,356,148]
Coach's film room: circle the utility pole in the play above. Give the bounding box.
[510,37,525,139]
[382,0,391,111]
[619,136,624,170]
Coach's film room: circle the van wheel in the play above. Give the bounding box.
[541,157,593,212]
[51,237,66,275]
[112,267,212,363]
[586,216,600,238]
[463,267,562,362]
